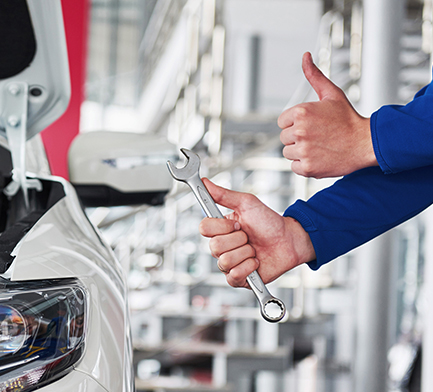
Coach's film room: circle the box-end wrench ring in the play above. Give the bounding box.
[167,149,286,323]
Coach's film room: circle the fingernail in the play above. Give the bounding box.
[234,222,241,231]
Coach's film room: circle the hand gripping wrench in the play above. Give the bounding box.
[167,149,286,323]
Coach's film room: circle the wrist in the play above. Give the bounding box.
[283,216,316,268]
[357,116,379,169]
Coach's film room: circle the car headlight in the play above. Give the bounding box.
[0,278,87,392]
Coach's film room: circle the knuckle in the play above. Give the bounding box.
[277,110,289,128]
[293,105,308,120]
[294,127,307,139]
[301,169,311,177]
[198,219,209,236]
[226,277,242,288]
[241,244,255,259]
[199,218,232,237]
[282,146,291,160]
[277,115,285,129]
[209,237,222,256]
[232,230,248,248]
[230,267,242,280]
[247,245,256,259]
[237,230,249,245]
[218,253,231,267]
[303,160,313,173]
[228,270,245,287]
[243,193,259,207]
[298,144,309,158]
[291,161,303,176]
[300,161,316,178]
[199,218,219,236]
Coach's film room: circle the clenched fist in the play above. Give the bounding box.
[198,178,315,288]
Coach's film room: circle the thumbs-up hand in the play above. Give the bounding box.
[278,52,377,178]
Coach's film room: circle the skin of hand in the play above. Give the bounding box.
[199,178,316,288]
[278,52,378,179]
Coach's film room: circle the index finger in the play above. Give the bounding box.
[199,217,241,238]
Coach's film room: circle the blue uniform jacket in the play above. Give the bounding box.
[284,76,433,270]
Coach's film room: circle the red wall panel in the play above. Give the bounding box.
[41,0,89,180]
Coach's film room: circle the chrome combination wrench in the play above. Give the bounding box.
[167,148,286,323]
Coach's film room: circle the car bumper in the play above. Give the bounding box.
[37,369,108,391]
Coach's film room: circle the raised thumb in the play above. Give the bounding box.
[302,52,342,101]
[202,178,245,212]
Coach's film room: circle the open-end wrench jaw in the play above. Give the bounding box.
[167,148,201,182]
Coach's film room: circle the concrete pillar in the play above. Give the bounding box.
[422,208,433,392]
[354,0,404,391]
[354,233,395,392]
[359,0,403,111]
[256,320,279,392]
[227,34,261,116]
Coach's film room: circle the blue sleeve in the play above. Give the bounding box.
[284,166,433,270]
[371,80,433,174]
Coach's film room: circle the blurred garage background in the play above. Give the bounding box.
[68,0,433,391]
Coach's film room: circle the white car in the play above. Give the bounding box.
[0,1,174,391]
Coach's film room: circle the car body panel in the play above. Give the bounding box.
[3,176,134,391]
[8,178,124,287]
[35,369,109,392]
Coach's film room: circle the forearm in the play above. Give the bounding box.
[284,165,433,270]
[371,82,433,174]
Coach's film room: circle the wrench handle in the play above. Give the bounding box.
[189,175,224,219]
[188,175,286,323]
